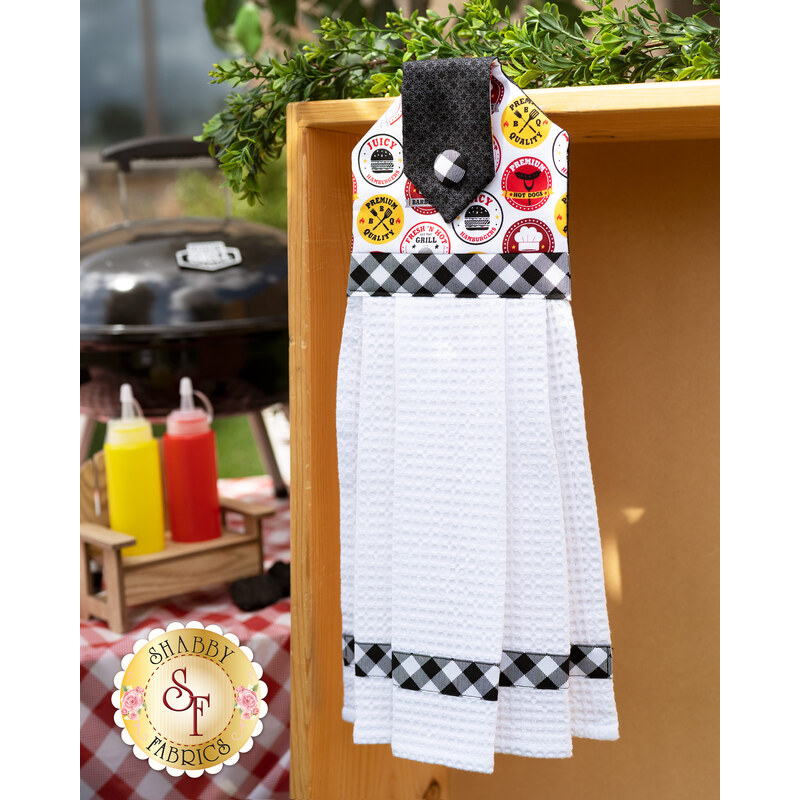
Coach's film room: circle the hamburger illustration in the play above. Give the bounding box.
[464,204,491,231]
[371,148,394,174]
[516,225,544,252]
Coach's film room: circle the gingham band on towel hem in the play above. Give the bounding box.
[343,636,612,700]
[348,252,571,299]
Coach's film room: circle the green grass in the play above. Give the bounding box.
[87,415,264,479]
[174,153,288,230]
[210,416,264,478]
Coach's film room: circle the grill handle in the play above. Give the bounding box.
[99,136,229,224]
[100,136,217,173]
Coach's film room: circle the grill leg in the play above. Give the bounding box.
[248,410,289,499]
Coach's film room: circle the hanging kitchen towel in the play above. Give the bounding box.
[337,56,618,772]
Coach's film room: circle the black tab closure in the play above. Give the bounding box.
[401,57,496,224]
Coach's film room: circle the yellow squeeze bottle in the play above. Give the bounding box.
[104,384,165,557]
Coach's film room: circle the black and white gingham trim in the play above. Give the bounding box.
[433,149,467,187]
[392,651,501,701]
[348,252,570,299]
[345,635,612,698]
[569,644,613,679]
[354,641,392,678]
[499,650,570,690]
[342,633,355,667]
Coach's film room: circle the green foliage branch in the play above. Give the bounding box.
[199,0,720,204]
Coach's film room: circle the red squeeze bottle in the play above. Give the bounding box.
[163,377,222,542]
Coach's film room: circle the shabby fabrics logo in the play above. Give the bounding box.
[113,622,268,778]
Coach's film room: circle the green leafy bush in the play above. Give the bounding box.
[198,0,720,204]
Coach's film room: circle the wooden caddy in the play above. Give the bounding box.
[80,449,274,633]
[287,81,720,800]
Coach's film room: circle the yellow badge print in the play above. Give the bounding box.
[358,195,404,244]
[501,96,552,149]
[555,193,568,238]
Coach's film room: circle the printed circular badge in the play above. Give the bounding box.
[491,75,505,114]
[493,135,501,173]
[501,157,553,212]
[400,222,451,254]
[501,96,552,148]
[113,622,268,777]
[352,171,358,202]
[405,179,437,215]
[503,219,555,254]
[552,129,569,177]
[452,192,503,245]
[357,195,404,245]
[358,134,403,187]
[554,193,568,238]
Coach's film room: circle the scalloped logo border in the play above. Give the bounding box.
[112,621,269,778]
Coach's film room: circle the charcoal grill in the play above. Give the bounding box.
[80,137,289,496]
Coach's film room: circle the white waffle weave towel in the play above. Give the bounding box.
[336,295,619,771]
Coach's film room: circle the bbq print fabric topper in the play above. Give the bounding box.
[350,60,569,261]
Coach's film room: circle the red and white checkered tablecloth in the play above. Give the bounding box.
[81,477,291,800]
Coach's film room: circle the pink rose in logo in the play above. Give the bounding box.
[235,686,259,720]
[121,687,145,720]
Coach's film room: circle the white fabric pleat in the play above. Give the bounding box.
[336,294,362,723]
[352,299,395,744]
[546,301,619,740]
[390,296,507,773]
[494,298,572,758]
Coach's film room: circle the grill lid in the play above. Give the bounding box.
[80,217,288,340]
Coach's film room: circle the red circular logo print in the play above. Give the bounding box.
[400,222,451,254]
[501,157,553,211]
[493,135,501,173]
[491,75,505,114]
[503,219,555,254]
[404,179,437,215]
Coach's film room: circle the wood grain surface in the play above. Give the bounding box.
[288,84,719,800]
[290,79,720,142]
